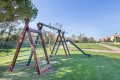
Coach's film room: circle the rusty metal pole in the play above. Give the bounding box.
[37,23,50,64]
[9,18,29,72]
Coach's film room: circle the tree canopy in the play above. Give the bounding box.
[0,0,38,22]
[0,0,38,41]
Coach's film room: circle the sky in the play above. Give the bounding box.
[30,0,120,40]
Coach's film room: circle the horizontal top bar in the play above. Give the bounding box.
[38,22,61,31]
[29,28,41,33]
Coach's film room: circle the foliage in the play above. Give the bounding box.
[42,30,56,44]
[71,34,77,41]
[0,23,22,41]
[116,37,120,42]
[0,0,38,39]
[0,25,22,50]
[89,37,96,43]
[74,40,79,43]
[0,0,38,22]
[82,36,89,43]
[78,33,84,42]
[69,34,96,43]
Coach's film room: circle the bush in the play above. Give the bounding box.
[116,37,120,42]
[74,40,79,43]
[0,41,17,49]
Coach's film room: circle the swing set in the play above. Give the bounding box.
[9,18,91,75]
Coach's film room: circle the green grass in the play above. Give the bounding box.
[101,42,120,48]
[1,48,120,80]
[0,47,30,56]
[75,43,111,50]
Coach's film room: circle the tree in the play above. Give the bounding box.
[0,22,21,41]
[82,37,89,43]
[42,30,49,44]
[48,32,56,44]
[78,33,84,43]
[0,0,38,35]
[89,37,96,43]
[116,37,120,42]
[0,0,38,22]
[42,30,56,44]
[71,34,77,42]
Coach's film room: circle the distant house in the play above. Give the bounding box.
[99,37,110,42]
[110,36,115,41]
[99,34,120,42]
[110,35,120,42]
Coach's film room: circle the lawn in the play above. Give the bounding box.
[1,48,120,80]
[101,42,120,48]
[75,43,111,50]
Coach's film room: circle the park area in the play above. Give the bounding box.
[1,0,120,80]
[1,42,120,80]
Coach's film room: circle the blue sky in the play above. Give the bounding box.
[30,0,120,40]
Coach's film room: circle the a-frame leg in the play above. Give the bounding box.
[50,31,68,57]
[59,33,68,57]
[54,38,61,55]
[9,19,29,72]
[55,32,70,56]
[50,32,60,55]
[26,35,39,66]
[27,28,41,74]
[10,18,41,74]
[62,32,70,55]
[37,23,50,64]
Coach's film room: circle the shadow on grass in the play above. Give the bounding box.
[20,50,31,52]
[0,49,13,57]
[1,53,120,80]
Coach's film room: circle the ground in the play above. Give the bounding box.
[0,43,120,80]
[101,42,120,48]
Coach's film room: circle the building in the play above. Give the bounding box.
[99,34,120,42]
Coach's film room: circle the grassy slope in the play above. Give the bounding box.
[1,49,120,80]
[101,42,120,48]
[76,43,111,50]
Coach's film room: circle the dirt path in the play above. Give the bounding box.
[81,43,120,53]
[97,43,120,51]
[82,49,118,53]
[89,43,120,53]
